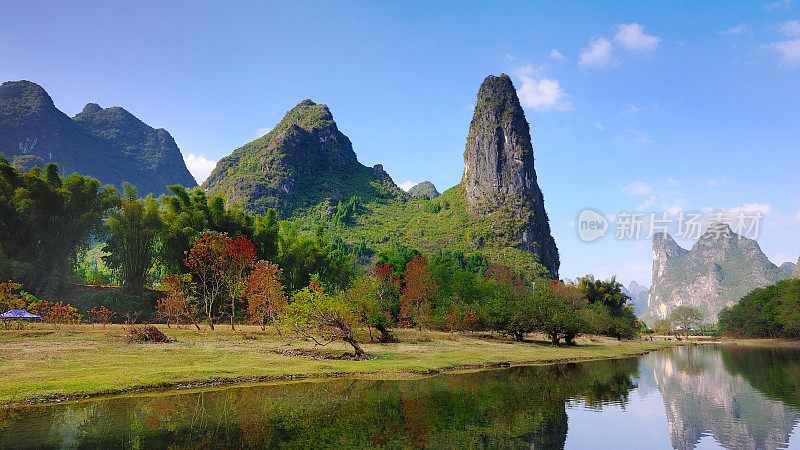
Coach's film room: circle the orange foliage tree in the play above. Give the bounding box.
[223,235,257,330]
[400,256,438,329]
[157,274,199,329]
[484,265,526,296]
[184,232,256,330]
[87,305,116,328]
[0,281,24,312]
[34,301,80,328]
[245,261,287,331]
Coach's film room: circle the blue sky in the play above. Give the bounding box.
[2,1,799,285]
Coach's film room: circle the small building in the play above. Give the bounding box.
[0,309,42,321]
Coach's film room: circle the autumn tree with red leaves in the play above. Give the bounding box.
[401,256,438,329]
[223,235,257,330]
[158,274,199,329]
[34,301,80,328]
[484,265,527,296]
[184,232,257,330]
[88,305,116,328]
[245,261,287,331]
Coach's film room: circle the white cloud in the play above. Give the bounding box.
[579,23,661,70]
[782,20,800,36]
[621,129,654,144]
[511,65,572,111]
[623,181,654,196]
[255,126,272,137]
[184,153,217,184]
[720,23,750,35]
[614,23,662,53]
[594,122,606,131]
[765,0,792,10]
[705,178,727,187]
[637,196,656,211]
[725,202,773,216]
[398,180,418,192]
[549,48,567,62]
[627,101,659,113]
[795,211,800,221]
[666,177,681,185]
[766,39,800,66]
[774,252,793,263]
[664,202,686,217]
[579,37,616,69]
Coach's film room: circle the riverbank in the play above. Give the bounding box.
[0,324,679,406]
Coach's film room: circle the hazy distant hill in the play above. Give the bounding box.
[0,80,196,195]
[621,281,649,316]
[408,181,440,199]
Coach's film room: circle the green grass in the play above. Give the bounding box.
[0,324,677,405]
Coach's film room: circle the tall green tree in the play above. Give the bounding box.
[157,185,258,273]
[103,183,162,292]
[718,279,800,338]
[277,223,353,293]
[669,305,704,336]
[577,275,639,340]
[0,161,118,296]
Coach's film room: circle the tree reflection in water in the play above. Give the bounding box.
[0,358,638,448]
[2,346,799,449]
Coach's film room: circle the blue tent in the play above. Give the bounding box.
[0,309,42,320]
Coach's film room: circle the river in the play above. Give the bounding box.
[1,344,798,449]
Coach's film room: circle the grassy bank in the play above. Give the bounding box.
[0,324,678,405]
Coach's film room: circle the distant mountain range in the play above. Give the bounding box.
[646,223,789,324]
[0,80,196,195]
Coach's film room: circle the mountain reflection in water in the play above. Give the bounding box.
[0,345,798,449]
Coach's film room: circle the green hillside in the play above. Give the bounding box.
[203,99,404,217]
[294,184,550,278]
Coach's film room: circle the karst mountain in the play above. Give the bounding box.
[0,80,196,195]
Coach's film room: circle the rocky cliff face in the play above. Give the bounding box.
[408,181,439,199]
[0,80,196,195]
[648,223,788,323]
[793,256,800,279]
[461,74,559,277]
[203,99,401,216]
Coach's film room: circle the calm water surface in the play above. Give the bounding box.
[1,345,799,449]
